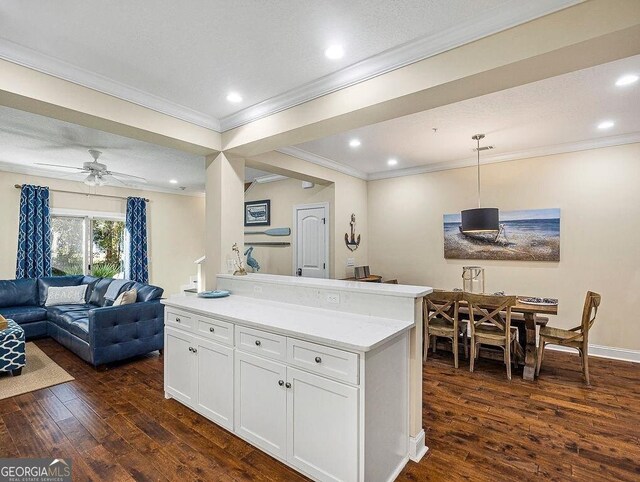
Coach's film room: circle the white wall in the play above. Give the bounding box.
[244,178,333,276]
[367,143,640,351]
[0,171,205,296]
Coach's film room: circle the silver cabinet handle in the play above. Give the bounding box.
[315,356,322,364]
[209,327,215,333]
[188,347,193,352]
[278,380,284,386]
[255,340,261,346]
[285,382,291,389]
[176,317,181,323]
[193,348,198,353]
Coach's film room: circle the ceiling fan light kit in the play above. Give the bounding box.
[36,149,148,188]
[460,134,500,233]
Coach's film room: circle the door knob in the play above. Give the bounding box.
[255,340,262,346]
[278,380,284,386]
[209,327,215,333]
[315,356,322,364]
[285,382,292,389]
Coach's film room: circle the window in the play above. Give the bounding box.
[51,210,126,278]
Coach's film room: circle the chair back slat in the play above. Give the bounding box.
[463,293,517,334]
[425,291,462,327]
[581,291,601,335]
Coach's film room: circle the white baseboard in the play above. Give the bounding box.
[409,429,428,462]
[547,344,640,363]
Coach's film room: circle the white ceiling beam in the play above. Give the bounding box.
[222,0,640,158]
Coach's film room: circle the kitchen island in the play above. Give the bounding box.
[163,274,430,482]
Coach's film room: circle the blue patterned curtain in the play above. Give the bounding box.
[125,197,149,283]
[15,184,52,279]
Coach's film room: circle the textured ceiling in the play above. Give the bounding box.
[295,55,640,176]
[0,106,206,193]
[0,0,575,128]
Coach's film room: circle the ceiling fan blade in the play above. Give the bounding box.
[108,171,148,183]
[101,174,128,187]
[35,163,85,171]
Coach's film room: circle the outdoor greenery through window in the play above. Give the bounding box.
[51,214,125,278]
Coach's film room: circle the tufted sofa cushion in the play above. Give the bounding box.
[130,282,164,302]
[0,279,38,308]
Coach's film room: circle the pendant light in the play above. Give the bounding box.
[460,134,499,233]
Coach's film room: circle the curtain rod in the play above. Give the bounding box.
[14,184,149,202]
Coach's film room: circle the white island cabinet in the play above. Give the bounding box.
[163,274,431,482]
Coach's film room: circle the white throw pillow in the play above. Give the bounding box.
[45,284,88,307]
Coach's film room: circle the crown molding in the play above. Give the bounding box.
[0,161,205,197]
[0,0,579,135]
[220,0,582,131]
[276,146,368,180]
[283,133,640,182]
[0,39,221,131]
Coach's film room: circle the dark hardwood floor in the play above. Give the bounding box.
[1,339,639,481]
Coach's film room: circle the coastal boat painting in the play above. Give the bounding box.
[443,208,560,261]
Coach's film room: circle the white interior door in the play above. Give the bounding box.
[295,204,328,278]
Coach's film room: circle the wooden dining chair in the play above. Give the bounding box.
[464,293,519,380]
[423,291,467,368]
[536,291,601,385]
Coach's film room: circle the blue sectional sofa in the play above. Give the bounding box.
[0,275,164,367]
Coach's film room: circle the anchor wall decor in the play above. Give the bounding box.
[344,213,361,252]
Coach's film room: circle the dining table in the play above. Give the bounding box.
[448,293,558,381]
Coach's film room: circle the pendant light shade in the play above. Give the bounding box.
[461,207,499,232]
[460,134,499,233]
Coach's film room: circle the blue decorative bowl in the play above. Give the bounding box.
[197,290,230,299]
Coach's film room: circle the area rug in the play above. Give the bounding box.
[0,342,74,400]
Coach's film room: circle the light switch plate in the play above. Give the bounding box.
[254,285,263,293]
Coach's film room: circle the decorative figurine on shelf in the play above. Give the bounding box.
[232,243,247,276]
[345,213,361,252]
[244,247,261,272]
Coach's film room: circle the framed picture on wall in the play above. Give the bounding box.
[245,199,271,226]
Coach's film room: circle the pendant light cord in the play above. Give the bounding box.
[476,136,481,208]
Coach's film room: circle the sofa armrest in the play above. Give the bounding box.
[88,300,164,349]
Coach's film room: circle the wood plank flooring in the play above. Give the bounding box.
[1,339,638,481]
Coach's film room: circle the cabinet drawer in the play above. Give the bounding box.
[287,338,359,385]
[235,326,286,361]
[166,309,194,330]
[196,317,234,346]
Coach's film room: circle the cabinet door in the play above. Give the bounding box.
[287,367,359,482]
[195,337,234,430]
[235,351,287,459]
[165,327,196,405]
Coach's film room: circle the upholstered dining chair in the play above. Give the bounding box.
[536,291,601,385]
[464,293,519,380]
[423,291,467,368]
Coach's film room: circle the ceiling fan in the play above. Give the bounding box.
[36,149,147,187]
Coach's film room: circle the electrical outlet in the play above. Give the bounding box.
[346,258,355,267]
[326,292,340,304]
[253,285,263,293]
[226,259,235,272]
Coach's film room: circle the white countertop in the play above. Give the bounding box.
[217,273,431,299]
[162,295,414,352]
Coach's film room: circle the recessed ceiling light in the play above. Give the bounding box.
[169,179,178,184]
[349,139,361,148]
[387,158,398,166]
[597,120,615,130]
[226,92,243,103]
[324,45,344,60]
[615,74,639,86]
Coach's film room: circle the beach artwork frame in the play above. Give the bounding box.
[443,208,560,261]
[244,199,271,226]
